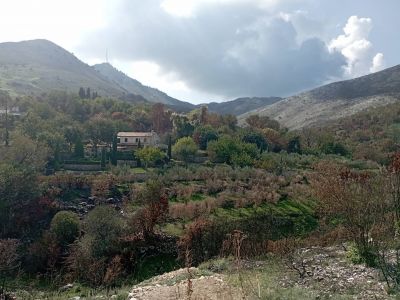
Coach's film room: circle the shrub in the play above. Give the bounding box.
[311,162,386,266]
[84,206,124,258]
[193,125,219,150]
[136,146,165,168]
[0,239,20,276]
[242,130,268,152]
[66,236,107,286]
[50,211,80,247]
[172,137,198,164]
[320,141,349,156]
[178,218,225,265]
[207,136,259,166]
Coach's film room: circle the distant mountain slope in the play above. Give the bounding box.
[0,39,194,111]
[0,39,126,97]
[93,63,194,111]
[204,97,281,116]
[240,65,400,129]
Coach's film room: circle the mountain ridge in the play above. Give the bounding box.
[93,62,195,111]
[239,65,400,129]
[0,39,126,97]
[203,96,282,116]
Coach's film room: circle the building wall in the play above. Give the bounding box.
[119,136,152,145]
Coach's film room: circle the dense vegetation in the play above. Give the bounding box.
[1,89,400,298]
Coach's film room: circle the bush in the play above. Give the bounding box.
[84,206,124,258]
[320,141,349,156]
[172,137,198,164]
[193,125,219,150]
[50,211,80,247]
[136,146,165,168]
[207,136,259,166]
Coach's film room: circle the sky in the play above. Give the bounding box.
[0,0,399,104]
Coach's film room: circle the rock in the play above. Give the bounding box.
[60,283,74,292]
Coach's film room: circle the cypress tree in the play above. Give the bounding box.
[111,135,118,166]
[74,138,85,159]
[101,147,106,169]
[78,87,86,99]
[86,87,91,99]
[167,135,172,161]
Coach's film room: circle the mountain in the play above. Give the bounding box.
[0,39,195,111]
[240,65,400,129]
[0,39,125,97]
[203,97,281,116]
[0,39,282,114]
[93,63,195,111]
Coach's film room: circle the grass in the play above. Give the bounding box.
[13,285,131,300]
[131,167,151,174]
[161,222,185,236]
[5,275,130,300]
[211,198,317,238]
[201,257,355,300]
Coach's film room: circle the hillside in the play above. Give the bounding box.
[204,96,281,116]
[0,39,126,97]
[240,65,400,129]
[93,62,195,111]
[0,39,195,111]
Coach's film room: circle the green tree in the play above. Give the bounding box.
[136,146,165,168]
[242,130,268,153]
[0,163,40,237]
[167,135,172,161]
[64,126,82,152]
[172,137,198,165]
[0,91,11,146]
[111,135,118,166]
[193,125,218,150]
[78,87,86,99]
[37,131,65,170]
[50,211,80,247]
[85,206,124,257]
[207,135,259,166]
[101,148,106,169]
[0,133,49,170]
[86,87,91,99]
[172,115,194,138]
[246,115,280,130]
[320,141,349,156]
[74,137,85,159]
[287,136,302,154]
[85,117,116,156]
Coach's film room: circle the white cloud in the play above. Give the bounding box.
[112,60,222,103]
[329,16,385,78]
[160,0,300,17]
[370,52,385,73]
[0,0,108,48]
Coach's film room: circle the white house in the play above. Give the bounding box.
[117,131,160,150]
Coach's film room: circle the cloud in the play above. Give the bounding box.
[370,53,385,73]
[79,1,347,99]
[329,16,385,77]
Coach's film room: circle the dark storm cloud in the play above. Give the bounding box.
[80,0,346,97]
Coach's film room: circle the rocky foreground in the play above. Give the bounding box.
[127,268,242,300]
[127,245,391,300]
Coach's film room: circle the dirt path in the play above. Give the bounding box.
[128,268,242,300]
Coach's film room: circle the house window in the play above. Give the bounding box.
[136,138,139,142]
[117,138,120,143]
[124,138,128,143]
